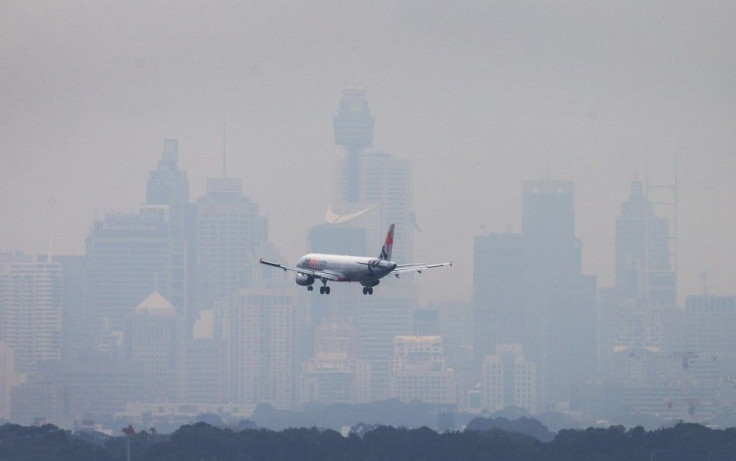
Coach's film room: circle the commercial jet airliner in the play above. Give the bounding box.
[259,224,451,295]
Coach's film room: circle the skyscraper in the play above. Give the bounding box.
[85,140,192,354]
[180,310,229,404]
[473,233,526,360]
[146,139,191,238]
[615,179,676,306]
[357,295,413,400]
[473,179,597,409]
[521,179,596,405]
[85,207,188,354]
[597,179,679,414]
[195,177,268,311]
[229,287,296,409]
[356,152,415,264]
[680,295,736,396]
[0,254,62,372]
[125,292,182,403]
[333,89,375,203]
[0,341,24,421]
[55,255,86,362]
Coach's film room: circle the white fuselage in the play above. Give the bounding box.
[296,253,396,283]
[259,223,449,295]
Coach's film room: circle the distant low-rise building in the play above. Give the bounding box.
[390,336,455,405]
[481,344,537,414]
[299,323,371,405]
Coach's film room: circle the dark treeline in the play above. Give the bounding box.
[2,420,736,461]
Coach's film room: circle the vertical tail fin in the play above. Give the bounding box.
[379,224,395,260]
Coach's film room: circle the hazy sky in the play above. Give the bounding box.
[1,1,734,303]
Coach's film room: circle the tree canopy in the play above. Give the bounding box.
[1,420,735,461]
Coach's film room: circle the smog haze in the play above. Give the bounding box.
[2,1,735,302]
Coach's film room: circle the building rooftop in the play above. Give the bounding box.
[134,291,176,316]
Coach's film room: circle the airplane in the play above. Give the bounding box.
[259,224,451,295]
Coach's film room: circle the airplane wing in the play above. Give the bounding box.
[259,258,342,281]
[393,261,452,275]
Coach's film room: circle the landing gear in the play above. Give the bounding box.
[362,287,373,295]
[307,285,313,291]
[318,279,330,295]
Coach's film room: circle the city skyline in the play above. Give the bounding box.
[2,2,735,304]
[1,132,734,426]
[0,133,706,305]
[2,1,736,430]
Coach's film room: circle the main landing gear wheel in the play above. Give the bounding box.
[319,286,330,295]
[307,286,313,291]
[362,287,374,295]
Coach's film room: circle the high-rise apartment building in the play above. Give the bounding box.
[481,344,537,414]
[229,288,296,409]
[680,295,736,391]
[0,254,62,372]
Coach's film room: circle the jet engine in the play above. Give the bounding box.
[360,280,380,288]
[295,273,314,286]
